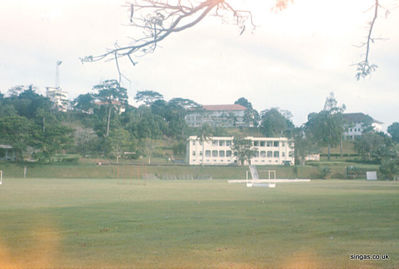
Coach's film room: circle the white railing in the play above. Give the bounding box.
[249,165,259,180]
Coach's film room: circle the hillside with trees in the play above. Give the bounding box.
[1,85,398,179]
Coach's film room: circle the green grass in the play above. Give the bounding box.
[2,161,380,180]
[0,178,398,268]
[1,162,306,179]
[320,141,357,155]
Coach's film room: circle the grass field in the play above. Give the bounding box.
[0,161,381,180]
[0,178,398,269]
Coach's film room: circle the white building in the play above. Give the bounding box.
[46,87,69,112]
[343,113,383,140]
[305,153,320,161]
[185,104,252,128]
[186,136,295,166]
[0,145,16,161]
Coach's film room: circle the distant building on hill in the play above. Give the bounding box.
[305,153,320,161]
[185,104,252,128]
[46,87,69,112]
[343,113,383,140]
[186,136,294,166]
[94,100,126,114]
[0,144,16,161]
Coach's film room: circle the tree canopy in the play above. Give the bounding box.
[388,122,399,143]
[231,136,256,166]
[93,80,128,137]
[305,93,345,160]
[260,108,294,137]
[135,90,164,106]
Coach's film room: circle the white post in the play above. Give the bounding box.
[24,166,27,178]
[0,170,3,184]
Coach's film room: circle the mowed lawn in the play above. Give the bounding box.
[0,178,398,269]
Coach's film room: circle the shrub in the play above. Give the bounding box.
[379,159,399,180]
[320,167,331,179]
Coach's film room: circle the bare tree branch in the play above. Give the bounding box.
[114,52,122,83]
[80,0,255,67]
[356,0,380,80]
[81,0,390,80]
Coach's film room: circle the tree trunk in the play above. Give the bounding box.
[106,106,112,137]
[328,143,331,161]
[201,141,205,166]
[340,136,343,158]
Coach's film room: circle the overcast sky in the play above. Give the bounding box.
[0,0,398,128]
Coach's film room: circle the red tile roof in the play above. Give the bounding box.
[202,104,247,111]
[343,113,382,124]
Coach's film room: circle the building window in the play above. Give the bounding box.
[260,151,266,157]
[282,142,285,147]
[226,150,232,157]
[267,151,273,157]
[255,151,259,157]
[199,151,202,156]
[212,150,218,157]
[226,140,231,146]
[260,141,265,147]
[219,151,225,157]
[274,141,279,147]
[192,151,196,156]
[254,141,259,146]
[192,141,196,146]
[267,141,273,147]
[212,140,218,146]
[282,152,285,157]
[205,150,211,157]
[274,151,279,158]
[219,140,225,146]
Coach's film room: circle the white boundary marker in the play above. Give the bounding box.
[228,179,311,184]
[231,168,310,188]
[266,170,276,179]
[0,170,2,185]
[230,178,310,188]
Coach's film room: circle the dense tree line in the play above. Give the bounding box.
[0,85,73,161]
[1,84,398,178]
[72,81,201,159]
